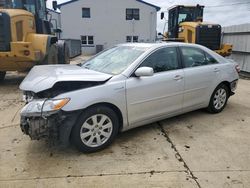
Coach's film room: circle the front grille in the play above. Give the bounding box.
[196,25,221,50]
[0,12,11,51]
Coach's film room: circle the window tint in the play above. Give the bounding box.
[140,47,179,73]
[180,47,206,67]
[82,8,90,18]
[205,52,218,64]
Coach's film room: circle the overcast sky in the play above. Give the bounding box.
[47,0,250,32]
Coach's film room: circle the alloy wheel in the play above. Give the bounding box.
[213,88,227,110]
[80,114,113,147]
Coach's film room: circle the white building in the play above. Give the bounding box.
[58,0,160,55]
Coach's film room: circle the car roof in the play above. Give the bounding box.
[118,42,206,50]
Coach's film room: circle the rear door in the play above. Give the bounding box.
[126,47,184,126]
[179,46,220,111]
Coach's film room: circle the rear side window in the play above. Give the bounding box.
[180,47,207,68]
[140,47,179,73]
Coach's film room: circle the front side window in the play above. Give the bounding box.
[126,9,140,20]
[82,46,146,75]
[140,47,179,73]
[205,52,218,64]
[81,36,94,45]
[82,8,90,18]
[180,47,206,67]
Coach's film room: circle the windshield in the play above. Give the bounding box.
[178,7,203,24]
[10,0,46,19]
[82,46,146,75]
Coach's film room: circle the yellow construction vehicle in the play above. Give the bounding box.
[160,5,232,57]
[0,0,69,81]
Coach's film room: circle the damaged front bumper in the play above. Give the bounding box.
[20,104,80,145]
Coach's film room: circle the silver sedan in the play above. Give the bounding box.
[20,43,239,152]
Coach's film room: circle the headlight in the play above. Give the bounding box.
[42,98,70,112]
[21,98,70,115]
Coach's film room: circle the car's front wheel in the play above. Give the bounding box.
[71,106,119,153]
[207,84,229,113]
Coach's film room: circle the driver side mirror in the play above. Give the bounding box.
[135,67,154,77]
[52,1,58,10]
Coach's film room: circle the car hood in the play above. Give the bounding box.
[19,65,113,93]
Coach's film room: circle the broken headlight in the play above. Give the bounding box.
[21,98,70,115]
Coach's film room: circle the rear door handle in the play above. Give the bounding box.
[214,68,220,72]
[173,75,183,80]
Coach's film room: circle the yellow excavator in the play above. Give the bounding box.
[160,5,232,57]
[0,0,69,81]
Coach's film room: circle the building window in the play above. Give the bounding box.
[126,9,140,20]
[133,36,138,42]
[126,36,139,43]
[81,36,94,45]
[126,36,132,42]
[88,36,94,44]
[82,8,90,18]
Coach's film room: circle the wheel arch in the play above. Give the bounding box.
[210,81,231,99]
[81,102,124,132]
[216,80,232,94]
[219,81,230,91]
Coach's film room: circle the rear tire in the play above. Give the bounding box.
[0,71,6,82]
[207,84,229,113]
[71,106,119,153]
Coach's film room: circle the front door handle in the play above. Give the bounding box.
[173,75,183,80]
[214,68,220,72]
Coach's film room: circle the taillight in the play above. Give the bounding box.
[235,64,240,73]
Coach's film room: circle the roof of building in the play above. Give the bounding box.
[58,0,161,11]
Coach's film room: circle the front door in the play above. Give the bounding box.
[126,47,184,126]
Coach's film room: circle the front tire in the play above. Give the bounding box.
[71,106,119,153]
[207,84,229,113]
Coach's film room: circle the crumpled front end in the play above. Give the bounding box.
[21,112,63,141]
[20,99,80,145]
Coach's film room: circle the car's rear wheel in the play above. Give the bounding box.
[207,84,229,113]
[71,106,119,153]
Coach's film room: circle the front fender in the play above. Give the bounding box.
[55,80,128,127]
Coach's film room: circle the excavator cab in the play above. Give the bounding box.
[160,5,232,57]
[167,5,204,38]
[3,0,51,34]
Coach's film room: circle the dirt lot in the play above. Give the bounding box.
[0,68,250,187]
